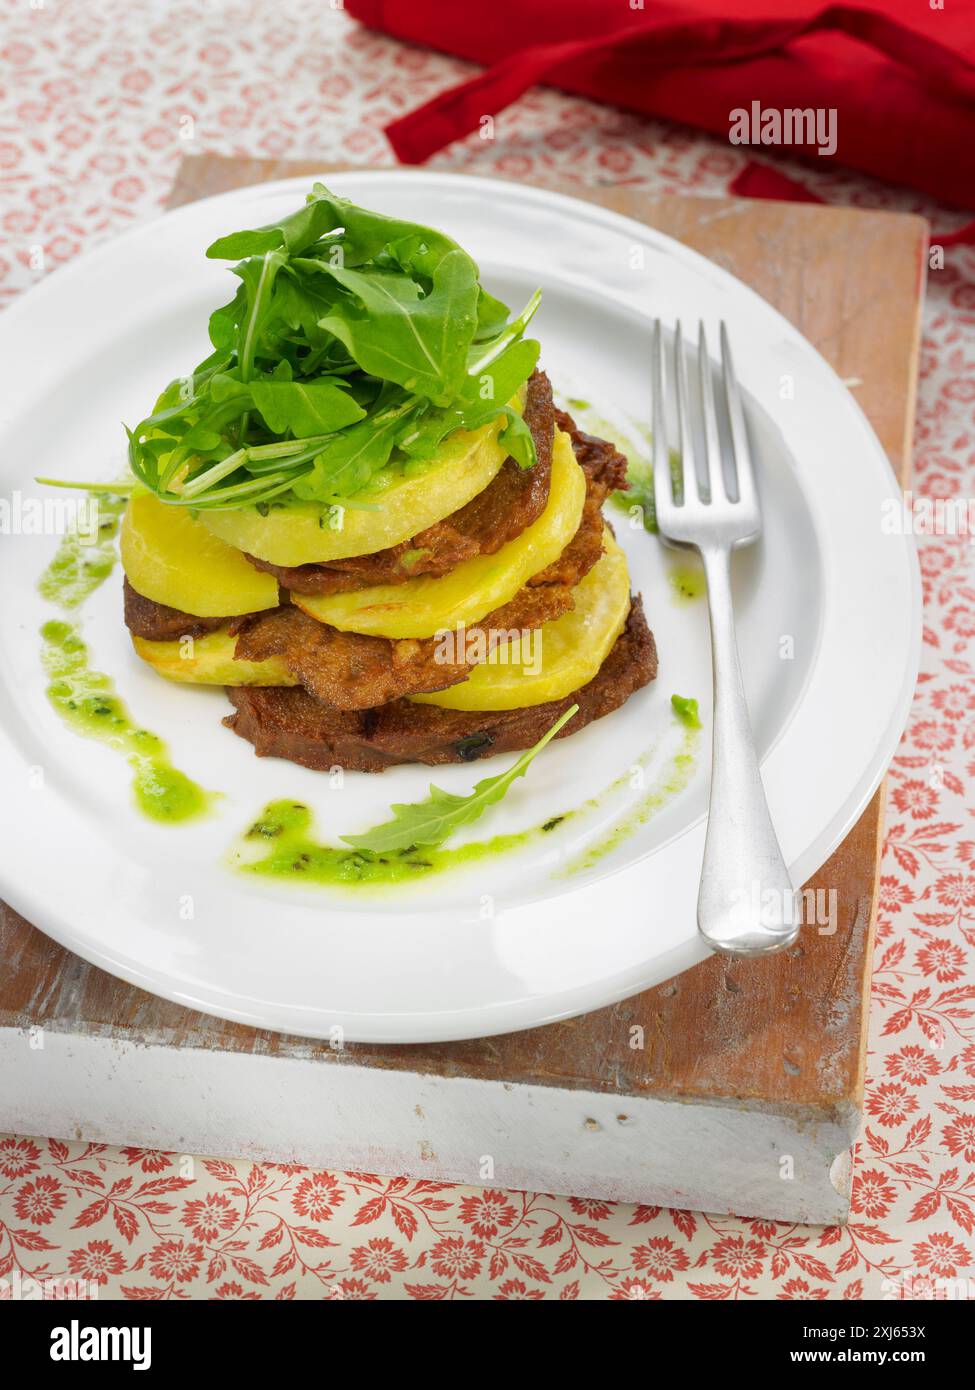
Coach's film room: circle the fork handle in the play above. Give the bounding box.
[697,545,798,956]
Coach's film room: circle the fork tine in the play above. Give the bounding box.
[697,322,723,503]
[719,320,757,510]
[651,318,673,516]
[673,321,697,504]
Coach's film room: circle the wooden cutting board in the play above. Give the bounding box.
[0,155,926,1224]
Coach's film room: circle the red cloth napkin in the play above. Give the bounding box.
[346,0,975,213]
[730,159,975,243]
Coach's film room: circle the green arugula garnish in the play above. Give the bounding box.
[341,705,578,854]
[246,378,366,437]
[116,183,541,512]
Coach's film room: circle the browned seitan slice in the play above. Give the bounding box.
[224,600,656,772]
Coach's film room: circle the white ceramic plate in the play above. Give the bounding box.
[0,172,920,1041]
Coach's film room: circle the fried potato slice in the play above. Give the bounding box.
[292,430,585,639]
[197,414,513,566]
[131,628,297,687]
[409,529,631,710]
[121,491,279,618]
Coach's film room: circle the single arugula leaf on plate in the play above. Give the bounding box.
[341,704,578,854]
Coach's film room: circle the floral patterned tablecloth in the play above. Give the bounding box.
[2,0,974,1302]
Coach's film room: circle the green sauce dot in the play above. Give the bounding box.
[670,694,702,729]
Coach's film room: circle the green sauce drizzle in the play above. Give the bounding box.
[562,726,701,875]
[37,493,128,609]
[563,399,658,532]
[234,717,701,891]
[565,398,708,602]
[232,798,560,889]
[36,487,215,825]
[668,562,705,603]
[41,620,214,824]
[612,467,656,533]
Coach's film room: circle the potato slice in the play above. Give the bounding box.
[121,491,279,617]
[293,430,585,639]
[131,629,297,687]
[409,530,631,710]
[197,414,512,566]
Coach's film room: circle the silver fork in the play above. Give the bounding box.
[652,320,797,957]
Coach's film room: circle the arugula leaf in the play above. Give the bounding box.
[268,272,338,345]
[468,288,541,376]
[318,249,479,401]
[248,379,365,437]
[475,285,512,340]
[206,195,344,261]
[234,250,287,383]
[291,393,420,502]
[460,336,540,418]
[206,287,244,355]
[397,338,540,464]
[496,406,538,470]
[341,705,578,853]
[207,182,463,271]
[115,184,543,512]
[209,371,251,403]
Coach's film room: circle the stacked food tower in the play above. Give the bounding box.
[119,185,656,771]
